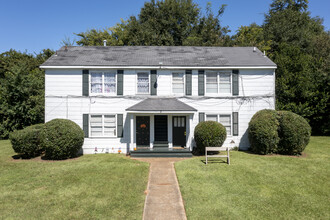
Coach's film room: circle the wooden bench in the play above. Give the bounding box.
[205,147,230,165]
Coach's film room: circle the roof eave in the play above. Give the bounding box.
[40,65,277,69]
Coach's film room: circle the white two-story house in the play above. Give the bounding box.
[40,46,276,156]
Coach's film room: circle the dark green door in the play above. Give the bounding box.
[173,116,186,147]
[136,116,150,146]
[154,115,168,142]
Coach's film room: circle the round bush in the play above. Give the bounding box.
[248,109,280,155]
[41,119,84,160]
[277,111,311,155]
[194,121,227,154]
[10,124,44,158]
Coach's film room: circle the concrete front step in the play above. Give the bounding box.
[130,148,192,158]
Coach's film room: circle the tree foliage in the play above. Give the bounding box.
[76,0,230,46]
[0,49,54,139]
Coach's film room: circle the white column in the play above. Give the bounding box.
[150,115,154,148]
[168,115,173,148]
[130,114,134,150]
[187,114,193,150]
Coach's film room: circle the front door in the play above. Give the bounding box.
[154,115,168,142]
[173,116,186,147]
[136,116,150,146]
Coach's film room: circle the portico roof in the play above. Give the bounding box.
[126,98,197,113]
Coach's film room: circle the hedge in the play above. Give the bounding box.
[277,111,311,155]
[41,119,84,160]
[248,109,311,155]
[248,109,280,155]
[10,124,44,158]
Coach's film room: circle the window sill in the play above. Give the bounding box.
[88,136,117,139]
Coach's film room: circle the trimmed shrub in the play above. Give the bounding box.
[248,109,280,155]
[278,111,311,155]
[10,124,44,158]
[41,119,84,160]
[194,121,227,154]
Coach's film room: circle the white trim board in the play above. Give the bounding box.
[40,65,277,70]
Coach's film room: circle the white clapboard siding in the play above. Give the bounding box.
[45,68,275,153]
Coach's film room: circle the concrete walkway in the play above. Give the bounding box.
[135,158,188,220]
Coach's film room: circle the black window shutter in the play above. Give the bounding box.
[83,114,89,138]
[117,70,124,95]
[117,114,123,138]
[151,70,157,95]
[185,70,192,96]
[233,112,239,136]
[198,70,204,96]
[199,112,205,122]
[232,70,239,96]
[82,70,89,96]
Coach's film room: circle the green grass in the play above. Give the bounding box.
[0,140,149,219]
[175,137,330,220]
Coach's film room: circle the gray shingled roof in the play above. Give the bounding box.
[126,98,197,112]
[41,46,276,67]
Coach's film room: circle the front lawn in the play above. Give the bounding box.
[175,136,330,220]
[0,140,149,219]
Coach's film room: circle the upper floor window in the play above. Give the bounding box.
[205,71,231,94]
[90,114,116,137]
[172,72,184,94]
[91,71,116,94]
[137,72,149,94]
[206,114,231,135]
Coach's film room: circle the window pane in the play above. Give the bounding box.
[104,127,115,136]
[91,126,102,136]
[137,73,149,93]
[220,73,231,93]
[91,73,103,93]
[206,115,217,122]
[219,115,231,125]
[181,117,185,127]
[104,73,116,94]
[206,72,218,93]
[225,126,231,135]
[172,73,184,94]
[104,73,116,83]
[219,84,231,93]
[90,115,102,126]
[104,115,116,126]
[91,73,102,83]
[173,84,184,93]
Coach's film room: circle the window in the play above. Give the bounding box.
[206,72,218,93]
[219,72,231,93]
[219,115,231,135]
[206,115,217,122]
[172,72,184,94]
[91,71,116,94]
[137,72,149,94]
[90,115,116,137]
[205,71,232,94]
[206,114,231,135]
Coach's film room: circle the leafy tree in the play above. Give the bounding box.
[76,0,230,46]
[232,23,272,52]
[263,0,330,135]
[0,49,54,139]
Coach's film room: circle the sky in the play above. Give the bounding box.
[0,0,329,54]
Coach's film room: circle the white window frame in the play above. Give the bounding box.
[136,71,150,94]
[205,113,232,136]
[89,114,117,138]
[90,71,117,96]
[172,72,185,95]
[205,70,232,95]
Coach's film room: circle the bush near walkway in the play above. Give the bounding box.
[194,121,227,154]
